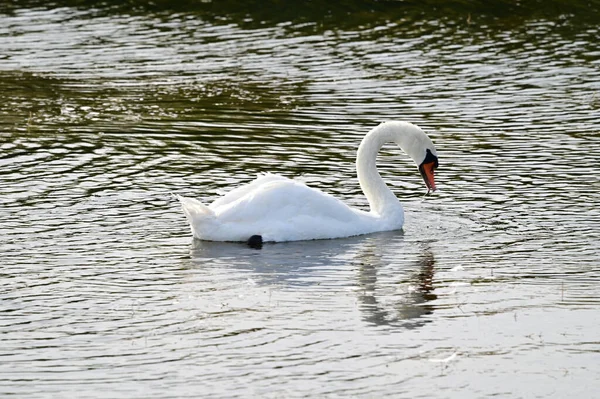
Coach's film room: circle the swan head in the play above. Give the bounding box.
[418,148,438,194]
[375,121,439,194]
[356,120,439,214]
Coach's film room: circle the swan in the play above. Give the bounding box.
[177,121,438,243]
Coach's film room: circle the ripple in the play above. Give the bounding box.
[1,3,600,398]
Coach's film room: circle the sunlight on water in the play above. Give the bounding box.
[1,1,599,397]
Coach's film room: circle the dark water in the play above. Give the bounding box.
[1,1,599,397]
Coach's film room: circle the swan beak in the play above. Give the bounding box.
[419,161,437,194]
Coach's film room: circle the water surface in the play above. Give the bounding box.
[1,1,599,397]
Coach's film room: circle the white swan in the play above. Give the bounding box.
[177,121,438,243]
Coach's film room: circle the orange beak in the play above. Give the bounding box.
[419,161,437,194]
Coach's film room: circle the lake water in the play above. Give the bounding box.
[1,1,599,397]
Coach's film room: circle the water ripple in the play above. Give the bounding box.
[1,3,600,398]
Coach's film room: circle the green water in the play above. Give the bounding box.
[1,1,599,398]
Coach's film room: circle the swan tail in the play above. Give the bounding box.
[175,194,216,221]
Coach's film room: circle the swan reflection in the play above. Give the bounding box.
[356,244,436,327]
[188,231,437,328]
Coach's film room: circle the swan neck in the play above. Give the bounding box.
[356,121,435,216]
[356,128,400,215]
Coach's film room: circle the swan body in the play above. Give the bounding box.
[178,121,438,243]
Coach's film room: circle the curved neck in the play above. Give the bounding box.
[356,121,436,216]
[356,126,401,216]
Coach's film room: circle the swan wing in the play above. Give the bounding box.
[209,173,290,209]
[210,178,372,241]
[214,178,360,222]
